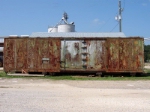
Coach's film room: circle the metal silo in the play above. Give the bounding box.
[48,12,75,33]
[58,24,75,32]
[48,27,58,32]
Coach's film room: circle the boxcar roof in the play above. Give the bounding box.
[30,32,126,38]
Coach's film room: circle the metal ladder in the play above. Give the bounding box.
[81,41,88,69]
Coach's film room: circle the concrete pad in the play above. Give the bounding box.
[7,73,44,77]
[0,67,3,71]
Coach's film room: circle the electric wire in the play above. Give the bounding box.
[98,0,125,32]
[123,0,126,11]
[97,17,111,31]
[97,11,118,32]
[110,23,119,32]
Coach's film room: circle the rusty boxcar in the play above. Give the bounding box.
[4,36,144,75]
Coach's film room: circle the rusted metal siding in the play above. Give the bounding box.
[4,38,27,72]
[130,39,144,72]
[85,40,106,70]
[61,40,83,69]
[60,38,144,72]
[27,38,60,72]
[60,39,106,71]
[4,37,144,73]
[107,39,119,71]
[4,38,16,72]
[4,38,60,73]
[16,38,27,71]
[107,38,144,72]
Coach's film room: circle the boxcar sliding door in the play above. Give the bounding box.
[60,39,106,72]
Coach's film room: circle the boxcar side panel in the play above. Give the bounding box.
[107,39,120,71]
[119,39,133,71]
[132,39,144,72]
[27,38,37,70]
[4,37,144,74]
[107,38,144,72]
[4,38,61,73]
[16,38,27,71]
[4,38,16,72]
[27,38,61,72]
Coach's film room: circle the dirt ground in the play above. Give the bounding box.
[0,78,150,112]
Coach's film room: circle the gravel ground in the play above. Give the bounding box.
[0,78,150,112]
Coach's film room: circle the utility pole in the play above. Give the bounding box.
[119,0,122,32]
[115,0,123,32]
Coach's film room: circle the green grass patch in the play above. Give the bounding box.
[0,71,35,79]
[43,75,150,81]
[1,71,150,80]
[0,71,7,77]
[144,69,150,74]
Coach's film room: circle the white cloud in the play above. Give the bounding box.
[142,3,147,6]
[92,18,105,26]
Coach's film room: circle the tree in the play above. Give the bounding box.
[144,45,150,62]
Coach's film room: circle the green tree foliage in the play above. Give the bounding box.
[144,45,150,62]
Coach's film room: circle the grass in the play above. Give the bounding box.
[0,71,7,77]
[44,75,150,81]
[1,71,150,81]
[144,68,150,74]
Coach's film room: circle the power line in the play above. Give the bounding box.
[97,0,125,32]
[123,0,126,11]
[110,23,119,32]
[98,11,118,32]
[98,17,111,31]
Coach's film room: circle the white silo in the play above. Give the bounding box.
[58,24,75,32]
[48,27,58,32]
[48,12,75,33]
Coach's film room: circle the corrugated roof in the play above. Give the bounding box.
[30,32,126,38]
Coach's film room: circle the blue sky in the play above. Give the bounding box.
[0,0,150,44]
